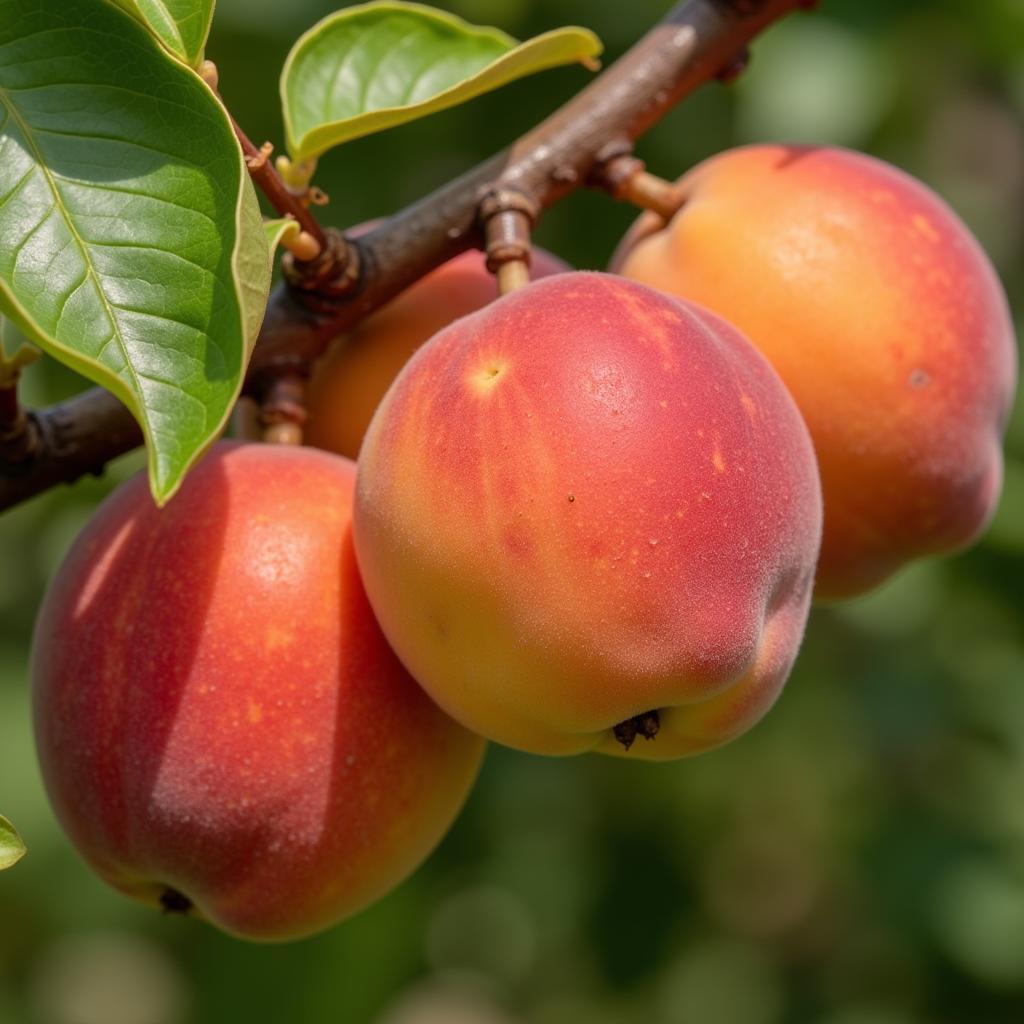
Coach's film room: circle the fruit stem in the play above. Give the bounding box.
[259,373,307,446]
[619,171,685,222]
[592,150,684,222]
[496,260,531,295]
[480,188,538,296]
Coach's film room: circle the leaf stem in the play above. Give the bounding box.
[231,116,328,255]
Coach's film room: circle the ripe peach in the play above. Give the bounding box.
[353,273,822,759]
[31,443,485,942]
[305,247,568,458]
[612,144,1018,599]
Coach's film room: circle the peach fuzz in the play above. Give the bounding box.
[612,144,1018,599]
[353,273,822,760]
[305,247,569,459]
[31,443,485,942]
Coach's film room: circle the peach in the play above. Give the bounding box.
[353,273,822,759]
[305,247,569,458]
[612,144,1018,599]
[31,443,484,941]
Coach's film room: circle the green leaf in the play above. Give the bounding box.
[236,180,273,360]
[263,217,301,258]
[0,313,40,386]
[0,815,26,870]
[111,0,216,67]
[0,0,269,504]
[282,1,602,164]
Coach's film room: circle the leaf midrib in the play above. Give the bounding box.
[0,84,148,421]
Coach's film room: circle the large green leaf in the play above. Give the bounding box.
[0,0,269,504]
[282,1,602,164]
[0,815,25,870]
[111,0,216,67]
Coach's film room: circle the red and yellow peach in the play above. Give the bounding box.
[353,273,822,759]
[32,443,485,941]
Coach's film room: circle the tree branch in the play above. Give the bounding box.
[0,388,143,507]
[0,0,807,512]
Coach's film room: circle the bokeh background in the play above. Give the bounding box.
[2,1,1023,1021]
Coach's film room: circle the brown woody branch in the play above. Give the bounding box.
[0,388,143,507]
[0,0,808,512]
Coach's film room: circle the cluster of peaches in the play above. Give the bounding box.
[31,145,1017,941]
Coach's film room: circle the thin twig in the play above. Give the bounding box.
[231,116,328,251]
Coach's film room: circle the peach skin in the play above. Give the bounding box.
[612,144,1017,599]
[305,247,568,458]
[353,273,822,760]
[32,443,485,942]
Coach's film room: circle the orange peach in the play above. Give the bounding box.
[31,443,484,941]
[612,144,1017,599]
[353,273,822,759]
[305,247,568,458]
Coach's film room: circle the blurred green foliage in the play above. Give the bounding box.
[2,2,1022,1022]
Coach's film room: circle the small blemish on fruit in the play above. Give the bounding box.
[909,368,930,389]
[568,494,575,503]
